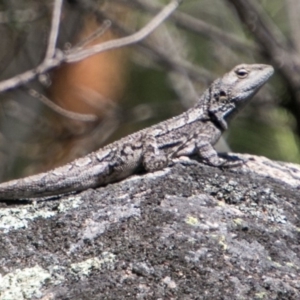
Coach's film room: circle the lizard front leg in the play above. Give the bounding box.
[173,131,242,167]
[196,139,225,166]
[196,138,245,167]
[170,135,225,166]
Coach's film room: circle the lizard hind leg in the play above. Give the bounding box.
[142,134,168,172]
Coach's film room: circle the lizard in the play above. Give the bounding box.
[0,64,274,200]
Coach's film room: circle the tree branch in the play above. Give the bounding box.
[119,0,259,54]
[65,0,180,63]
[44,0,63,61]
[226,0,300,135]
[0,0,180,93]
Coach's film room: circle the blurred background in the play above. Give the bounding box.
[0,0,299,182]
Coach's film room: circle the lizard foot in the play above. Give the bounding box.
[217,153,247,168]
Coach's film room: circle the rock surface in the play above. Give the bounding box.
[0,154,299,299]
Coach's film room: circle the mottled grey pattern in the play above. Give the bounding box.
[0,64,274,199]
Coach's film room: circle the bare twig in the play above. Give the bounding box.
[227,0,300,135]
[0,0,180,93]
[65,0,180,62]
[286,0,300,53]
[28,89,98,122]
[101,11,214,83]
[226,0,300,76]
[116,0,259,54]
[45,0,63,61]
[73,20,112,50]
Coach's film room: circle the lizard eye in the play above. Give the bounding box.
[235,68,248,78]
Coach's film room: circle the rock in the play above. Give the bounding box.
[0,154,299,299]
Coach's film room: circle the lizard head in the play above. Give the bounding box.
[208,64,274,130]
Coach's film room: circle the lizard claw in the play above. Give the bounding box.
[218,154,247,168]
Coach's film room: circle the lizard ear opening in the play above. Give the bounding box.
[219,90,227,101]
